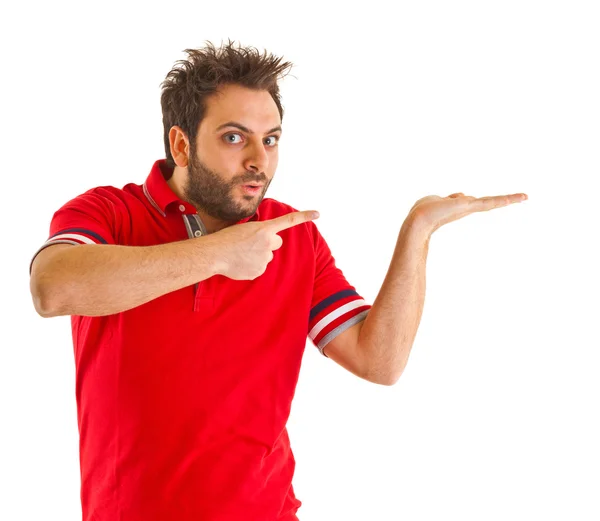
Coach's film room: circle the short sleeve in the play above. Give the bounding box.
[29,188,119,275]
[307,222,371,357]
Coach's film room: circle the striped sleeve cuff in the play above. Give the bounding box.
[308,289,371,357]
[29,228,109,275]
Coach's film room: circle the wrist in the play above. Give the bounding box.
[198,235,228,278]
[404,210,435,241]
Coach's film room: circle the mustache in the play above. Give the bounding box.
[236,174,268,185]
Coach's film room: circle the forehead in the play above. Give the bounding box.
[202,84,281,130]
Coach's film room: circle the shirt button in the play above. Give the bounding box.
[194,230,202,237]
[179,204,186,212]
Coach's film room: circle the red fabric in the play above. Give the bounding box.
[31,160,371,521]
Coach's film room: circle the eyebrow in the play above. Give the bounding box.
[216,121,282,135]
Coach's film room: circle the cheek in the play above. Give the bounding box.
[212,156,238,180]
[270,151,279,171]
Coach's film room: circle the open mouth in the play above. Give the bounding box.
[241,185,262,194]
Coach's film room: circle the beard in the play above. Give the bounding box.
[183,143,271,222]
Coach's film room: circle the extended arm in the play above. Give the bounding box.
[323,192,526,385]
[30,209,318,318]
[356,214,432,384]
[323,213,431,385]
[30,238,221,318]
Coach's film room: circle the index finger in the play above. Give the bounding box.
[264,211,320,233]
[472,193,528,211]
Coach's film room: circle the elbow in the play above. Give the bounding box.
[378,370,403,386]
[360,339,410,387]
[31,294,55,318]
[30,278,62,318]
[387,361,408,385]
[364,364,405,386]
[372,360,406,386]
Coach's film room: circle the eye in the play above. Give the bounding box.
[223,133,243,144]
[222,133,280,147]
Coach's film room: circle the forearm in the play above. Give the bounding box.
[33,237,221,318]
[358,213,433,384]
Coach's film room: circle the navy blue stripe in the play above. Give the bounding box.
[49,228,108,244]
[309,289,358,322]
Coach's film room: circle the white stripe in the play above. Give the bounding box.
[47,233,96,244]
[318,309,370,355]
[29,240,81,274]
[143,182,166,217]
[309,298,367,340]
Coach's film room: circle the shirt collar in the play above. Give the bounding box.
[143,159,260,224]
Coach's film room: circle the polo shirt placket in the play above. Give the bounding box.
[142,167,262,315]
[181,212,214,312]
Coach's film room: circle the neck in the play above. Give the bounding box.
[196,210,232,235]
[166,165,185,201]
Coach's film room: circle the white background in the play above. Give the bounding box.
[1,1,599,520]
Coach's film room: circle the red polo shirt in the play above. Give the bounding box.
[30,160,372,521]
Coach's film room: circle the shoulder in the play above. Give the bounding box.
[55,185,131,222]
[63,184,126,205]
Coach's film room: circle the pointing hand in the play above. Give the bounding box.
[208,210,320,280]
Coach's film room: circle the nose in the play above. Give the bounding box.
[243,140,269,174]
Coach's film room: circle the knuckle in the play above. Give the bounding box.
[260,229,273,243]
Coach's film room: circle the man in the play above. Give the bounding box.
[29,41,527,521]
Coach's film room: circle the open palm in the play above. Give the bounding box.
[409,192,528,233]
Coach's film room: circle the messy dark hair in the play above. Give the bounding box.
[160,40,294,168]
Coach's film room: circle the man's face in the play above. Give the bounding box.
[183,83,281,222]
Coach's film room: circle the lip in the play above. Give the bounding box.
[241,184,263,195]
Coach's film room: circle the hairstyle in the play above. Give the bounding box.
[160,40,294,168]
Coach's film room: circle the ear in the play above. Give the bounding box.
[169,126,190,167]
